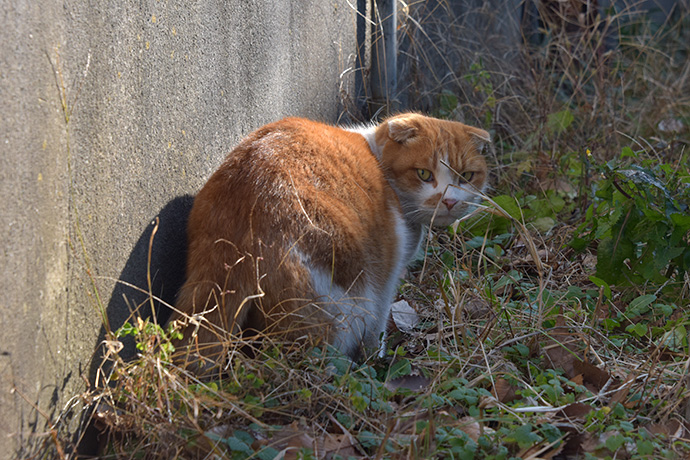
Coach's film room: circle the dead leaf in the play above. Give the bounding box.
[461,297,492,319]
[492,378,519,403]
[658,118,684,133]
[322,432,360,459]
[457,416,482,441]
[580,432,614,457]
[267,420,364,460]
[520,438,565,460]
[645,418,685,440]
[610,374,635,407]
[542,339,579,379]
[558,402,593,420]
[573,360,611,392]
[391,300,420,333]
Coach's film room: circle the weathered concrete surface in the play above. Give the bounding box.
[0,1,358,456]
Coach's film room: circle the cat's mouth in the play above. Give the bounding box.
[428,211,463,228]
[428,197,481,227]
[406,205,465,228]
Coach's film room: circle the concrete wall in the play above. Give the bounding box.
[0,1,359,456]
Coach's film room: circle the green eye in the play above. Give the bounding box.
[460,171,475,182]
[417,169,433,182]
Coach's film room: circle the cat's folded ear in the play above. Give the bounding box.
[387,117,419,143]
[467,127,491,152]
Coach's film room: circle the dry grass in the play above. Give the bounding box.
[34,2,690,459]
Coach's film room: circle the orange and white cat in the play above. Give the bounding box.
[169,113,489,369]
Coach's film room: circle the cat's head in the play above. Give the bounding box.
[374,113,490,227]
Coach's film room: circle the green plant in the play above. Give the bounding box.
[572,147,690,299]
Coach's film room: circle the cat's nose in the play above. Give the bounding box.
[442,198,458,210]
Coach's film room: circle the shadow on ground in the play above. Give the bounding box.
[78,194,194,456]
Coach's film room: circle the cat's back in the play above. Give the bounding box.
[194,117,398,244]
[187,117,403,287]
[210,117,384,196]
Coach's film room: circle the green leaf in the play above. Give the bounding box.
[604,433,627,451]
[532,216,556,233]
[358,430,381,449]
[636,439,655,455]
[670,212,690,229]
[627,294,657,315]
[221,435,253,455]
[596,236,634,284]
[547,109,574,137]
[439,90,459,114]
[625,323,647,337]
[492,195,522,220]
[256,446,281,460]
[388,359,412,380]
[447,388,479,405]
[589,276,612,299]
[621,146,636,158]
[654,303,674,316]
[511,423,542,448]
[658,325,688,351]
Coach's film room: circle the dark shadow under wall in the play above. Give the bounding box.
[102,194,194,357]
[78,194,193,457]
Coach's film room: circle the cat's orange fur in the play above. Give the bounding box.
[169,113,489,369]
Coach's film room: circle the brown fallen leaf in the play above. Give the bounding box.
[573,360,611,392]
[609,374,636,407]
[519,437,565,460]
[541,315,583,379]
[457,416,483,442]
[558,402,594,421]
[268,421,363,460]
[321,432,360,459]
[461,297,493,320]
[542,340,580,380]
[492,378,519,403]
[645,418,685,440]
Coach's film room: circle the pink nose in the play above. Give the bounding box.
[442,198,458,210]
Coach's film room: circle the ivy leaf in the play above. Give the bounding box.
[387,359,412,380]
[510,423,542,448]
[604,433,627,451]
[625,323,647,337]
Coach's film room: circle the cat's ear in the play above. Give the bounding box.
[468,127,491,152]
[387,117,418,143]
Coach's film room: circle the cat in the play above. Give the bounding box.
[168,113,489,370]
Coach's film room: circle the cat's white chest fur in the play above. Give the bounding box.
[286,124,417,358]
[297,200,413,359]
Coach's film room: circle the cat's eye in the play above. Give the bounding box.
[417,169,433,182]
[460,171,475,182]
